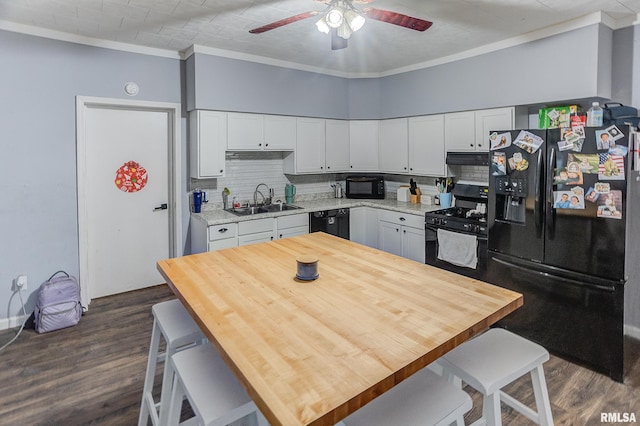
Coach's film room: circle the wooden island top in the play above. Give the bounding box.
[157,232,522,426]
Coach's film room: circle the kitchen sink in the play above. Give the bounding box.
[225,204,303,216]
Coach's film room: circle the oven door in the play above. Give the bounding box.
[425,225,487,281]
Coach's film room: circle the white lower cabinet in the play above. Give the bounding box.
[377,210,425,263]
[276,213,309,239]
[238,218,276,246]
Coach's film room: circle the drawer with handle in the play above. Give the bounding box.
[208,223,238,241]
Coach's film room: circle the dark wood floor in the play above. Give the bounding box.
[0,284,638,425]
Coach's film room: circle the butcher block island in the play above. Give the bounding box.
[157,232,522,426]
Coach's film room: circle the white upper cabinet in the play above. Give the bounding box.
[349,120,379,172]
[408,114,447,176]
[325,120,350,173]
[379,118,409,174]
[263,114,296,150]
[475,107,515,151]
[227,112,295,151]
[444,111,476,152]
[445,107,514,152]
[292,117,326,173]
[189,110,227,179]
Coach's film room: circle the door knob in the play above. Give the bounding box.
[153,203,168,211]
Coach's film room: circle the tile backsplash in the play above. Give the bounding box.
[190,152,489,208]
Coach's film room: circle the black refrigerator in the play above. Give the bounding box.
[486,126,634,382]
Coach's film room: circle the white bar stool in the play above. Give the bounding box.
[437,328,554,426]
[166,343,268,426]
[340,368,472,426]
[138,299,206,426]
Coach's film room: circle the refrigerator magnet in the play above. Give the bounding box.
[605,125,624,141]
[558,139,575,151]
[596,190,623,219]
[513,130,544,154]
[553,167,583,185]
[609,144,628,157]
[596,130,613,150]
[568,153,599,174]
[491,152,507,176]
[585,187,599,203]
[598,154,625,180]
[489,132,512,150]
[594,182,611,194]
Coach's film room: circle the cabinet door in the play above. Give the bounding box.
[402,226,426,263]
[475,107,514,152]
[325,120,350,173]
[190,110,227,178]
[295,118,326,173]
[227,112,264,150]
[238,232,274,246]
[208,237,238,251]
[349,120,379,172]
[264,115,296,150]
[408,115,446,176]
[379,118,409,174]
[445,111,476,152]
[278,226,308,239]
[378,220,402,257]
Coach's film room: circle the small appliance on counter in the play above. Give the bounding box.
[345,176,385,199]
[331,182,343,198]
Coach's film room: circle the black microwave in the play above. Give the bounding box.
[345,176,385,199]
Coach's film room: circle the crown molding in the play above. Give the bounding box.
[0,19,181,59]
[1,10,637,78]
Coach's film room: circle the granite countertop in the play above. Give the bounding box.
[192,198,442,226]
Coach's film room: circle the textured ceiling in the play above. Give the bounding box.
[1,0,639,75]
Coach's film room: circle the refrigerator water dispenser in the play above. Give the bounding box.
[494,177,528,224]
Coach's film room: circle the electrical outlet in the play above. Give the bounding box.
[14,275,27,291]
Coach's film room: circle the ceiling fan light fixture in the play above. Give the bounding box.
[344,9,365,32]
[337,21,353,39]
[315,16,330,34]
[325,7,344,28]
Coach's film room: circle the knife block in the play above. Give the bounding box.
[410,188,422,204]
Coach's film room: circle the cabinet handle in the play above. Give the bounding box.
[320,166,323,170]
[279,234,283,238]
[404,167,407,170]
[265,143,269,147]
[258,143,262,147]
[470,143,474,147]
[399,217,406,221]
[410,168,413,171]
[403,230,407,234]
[220,169,223,173]
[396,228,399,232]
[271,236,274,240]
[219,228,228,233]
[478,143,482,147]
[327,166,330,170]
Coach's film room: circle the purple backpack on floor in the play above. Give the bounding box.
[34,271,83,334]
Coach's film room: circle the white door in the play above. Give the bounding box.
[77,98,181,304]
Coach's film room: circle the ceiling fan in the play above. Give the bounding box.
[248,0,432,50]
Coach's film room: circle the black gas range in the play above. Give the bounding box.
[425,182,489,280]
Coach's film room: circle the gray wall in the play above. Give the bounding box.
[0,29,182,325]
[187,54,350,118]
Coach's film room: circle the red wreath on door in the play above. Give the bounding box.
[114,161,148,193]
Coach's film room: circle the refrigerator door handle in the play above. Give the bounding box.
[491,256,617,293]
[534,149,543,238]
[546,147,556,240]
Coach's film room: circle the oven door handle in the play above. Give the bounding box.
[426,226,487,242]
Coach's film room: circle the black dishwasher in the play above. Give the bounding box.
[310,209,350,240]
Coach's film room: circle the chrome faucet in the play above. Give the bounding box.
[254,183,272,206]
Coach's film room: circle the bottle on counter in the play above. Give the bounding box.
[232,196,240,208]
[586,102,603,127]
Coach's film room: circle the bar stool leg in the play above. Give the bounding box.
[139,319,162,426]
[483,392,502,426]
[166,370,186,426]
[157,345,179,425]
[531,365,553,426]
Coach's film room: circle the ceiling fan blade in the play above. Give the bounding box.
[362,7,433,31]
[331,30,348,50]
[249,11,320,34]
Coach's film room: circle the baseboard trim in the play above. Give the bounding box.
[0,315,28,331]
[624,324,640,340]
